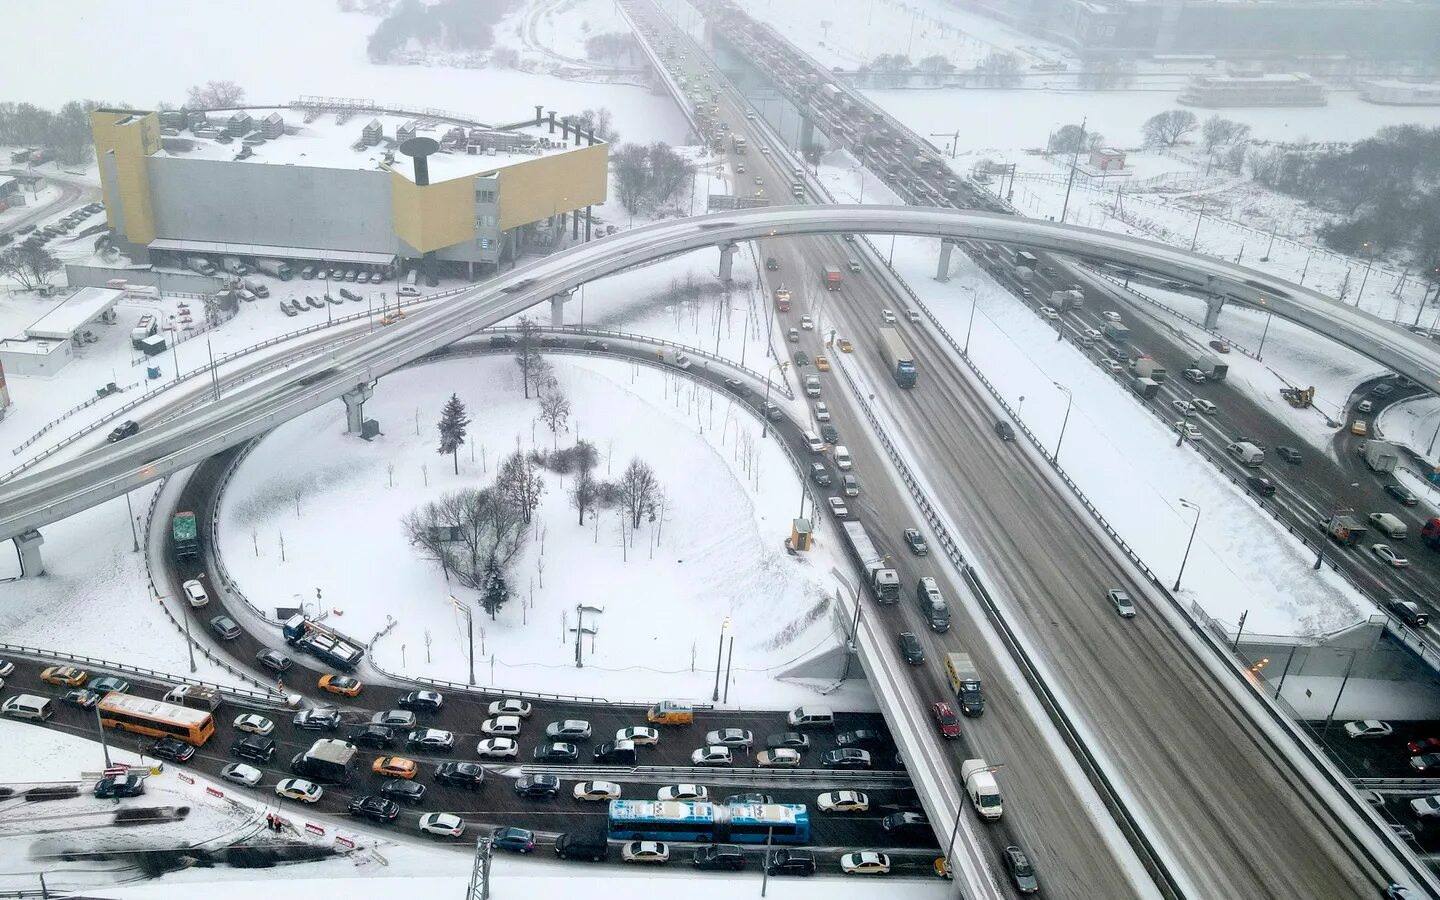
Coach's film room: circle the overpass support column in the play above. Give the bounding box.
[717,241,737,284]
[798,116,815,152]
[1203,294,1224,329]
[936,240,954,282]
[342,383,373,435]
[550,289,575,327]
[15,528,44,578]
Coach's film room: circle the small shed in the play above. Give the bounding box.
[1089,148,1126,172]
[226,111,253,135]
[361,119,383,146]
[790,517,813,552]
[396,121,418,142]
[260,112,285,139]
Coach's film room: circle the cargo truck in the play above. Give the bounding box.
[130,314,158,347]
[822,265,843,291]
[171,511,200,561]
[222,256,250,276]
[945,652,985,717]
[163,684,222,712]
[282,614,365,671]
[732,136,747,155]
[1326,515,1367,546]
[291,738,358,784]
[1012,250,1038,269]
[1103,322,1131,342]
[838,521,900,603]
[186,256,217,276]
[774,287,791,312]
[255,258,294,280]
[878,327,917,388]
[1131,377,1159,400]
[1190,353,1228,381]
[241,276,269,298]
[1359,440,1398,474]
[1131,356,1167,382]
[1051,289,1084,311]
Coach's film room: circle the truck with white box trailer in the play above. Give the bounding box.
[1360,440,1398,473]
[878,327,917,388]
[838,521,900,604]
[255,258,294,280]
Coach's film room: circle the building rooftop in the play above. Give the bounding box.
[154,108,597,184]
[24,287,122,340]
[0,337,64,356]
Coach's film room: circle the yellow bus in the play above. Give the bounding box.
[98,694,216,747]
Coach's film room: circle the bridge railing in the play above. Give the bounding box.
[0,641,283,705]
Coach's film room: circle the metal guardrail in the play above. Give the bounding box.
[0,642,281,705]
[1352,778,1440,793]
[11,380,144,456]
[520,763,910,785]
[1080,265,1262,361]
[207,438,281,628]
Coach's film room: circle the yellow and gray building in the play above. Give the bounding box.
[91,104,608,279]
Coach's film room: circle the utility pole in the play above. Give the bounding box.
[450,596,475,685]
[1058,116,1086,224]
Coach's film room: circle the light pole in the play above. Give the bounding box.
[953,761,1005,867]
[1355,242,1374,307]
[1189,199,1206,251]
[711,617,729,702]
[1174,498,1201,591]
[450,595,475,685]
[573,604,604,668]
[962,286,977,356]
[1256,309,1273,360]
[124,489,139,552]
[761,361,788,438]
[1052,382,1072,461]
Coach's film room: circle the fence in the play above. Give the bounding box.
[207,438,281,628]
[11,380,144,456]
[0,641,280,705]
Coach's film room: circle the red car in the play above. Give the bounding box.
[1408,737,1440,754]
[931,702,961,739]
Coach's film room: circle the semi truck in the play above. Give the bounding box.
[186,256,217,276]
[171,511,200,561]
[838,521,900,604]
[822,265,843,291]
[1359,440,1399,474]
[1131,356,1168,382]
[878,327,917,388]
[1012,250,1038,269]
[945,652,985,716]
[291,738,358,784]
[282,615,365,671]
[255,258,294,280]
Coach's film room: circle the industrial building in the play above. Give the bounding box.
[91,100,609,283]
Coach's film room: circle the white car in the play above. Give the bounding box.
[481,715,521,735]
[573,780,622,802]
[419,812,466,837]
[476,738,520,759]
[1083,328,1103,341]
[905,309,921,323]
[0,660,13,678]
[1343,720,1393,739]
[756,748,801,767]
[1373,543,1410,568]
[1105,359,1124,373]
[818,790,869,812]
[233,714,274,736]
[616,726,659,745]
[1171,399,1193,415]
[1192,398,1217,415]
[814,402,830,423]
[545,719,592,740]
[1102,310,1122,322]
[705,728,753,748]
[622,840,670,863]
[827,496,849,518]
[1173,421,1201,440]
[800,315,814,330]
[658,784,708,802]
[1410,796,1440,819]
[840,851,891,875]
[881,309,897,324]
[182,579,209,608]
[275,778,324,804]
[488,699,532,718]
[691,746,733,766]
[221,763,263,788]
[1039,306,1059,320]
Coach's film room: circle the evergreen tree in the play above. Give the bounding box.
[481,557,510,619]
[436,393,470,474]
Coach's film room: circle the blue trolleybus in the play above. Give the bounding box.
[607,800,810,844]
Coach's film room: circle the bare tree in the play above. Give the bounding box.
[185,80,246,108]
[1336,269,1354,304]
[570,467,599,526]
[0,246,59,291]
[1142,110,1199,148]
[617,457,661,529]
[497,450,545,524]
[1202,116,1252,153]
[613,143,650,214]
[513,316,546,399]
[401,487,526,590]
[538,387,571,447]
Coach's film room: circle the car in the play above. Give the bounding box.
[106,420,140,443]
[787,328,799,343]
[835,728,888,750]
[62,688,101,709]
[1173,420,1201,440]
[407,728,456,751]
[275,778,324,804]
[150,736,195,763]
[840,851,891,875]
[932,701,961,738]
[882,811,930,835]
[209,616,242,641]
[372,710,418,729]
[658,784,707,802]
[693,844,746,871]
[821,748,871,769]
[705,728,753,748]
[1002,845,1040,894]
[814,401,830,422]
[820,423,839,443]
[809,463,833,486]
[691,746,733,766]
[1385,483,1419,506]
[381,778,428,804]
[1246,476,1276,496]
[293,708,341,731]
[838,339,853,352]
[1107,588,1137,618]
[481,715,521,736]
[906,309,921,324]
[800,315,814,330]
[545,720,592,741]
[745,112,756,121]
[255,649,291,672]
[397,690,444,712]
[492,826,537,853]
[1387,599,1429,628]
[1409,737,1440,754]
[1105,359,1124,373]
[765,402,785,422]
[766,848,817,876]
[765,257,779,271]
[815,354,831,371]
[94,775,146,798]
[1276,446,1303,464]
[41,665,88,687]
[1192,398,1217,415]
[994,420,1015,441]
[1358,399,1374,413]
[535,741,579,762]
[1412,754,1440,772]
[623,840,670,864]
[348,795,400,823]
[348,724,395,749]
[182,579,209,608]
[583,338,610,351]
[881,309,897,324]
[725,793,775,805]
[573,780,622,801]
[221,763,264,787]
[793,350,810,366]
[1171,399,1193,415]
[232,735,276,763]
[418,812,466,837]
[0,660,12,678]
[616,726,659,745]
[233,714,275,736]
[1373,383,1395,397]
[372,756,418,779]
[898,631,925,664]
[827,496,849,517]
[1373,543,1410,568]
[488,698,532,718]
[765,732,810,751]
[477,738,520,758]
[1343,720,1393,739]
[435,761,486,790]
[756,748,801,767]
[514,774,562,798]
[904,528,929,555]
[489,334,517,348]
[1102,310,1122,322]
[723,378,745,393]
[1183,368,1207,384]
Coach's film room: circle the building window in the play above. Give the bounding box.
[480,214,497,228]
[480,238,492,249]
[475,189,496,203]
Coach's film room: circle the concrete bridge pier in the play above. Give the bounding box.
[15,528,44,578]
[718,241,738,284]
[1203,295,1225,329]
[936,240,955,282]
[798,116,815,152]
[550,289,575,327]
[342,383,373,435]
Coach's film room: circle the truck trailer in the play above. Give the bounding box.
[1103,322,1131,342]
[1051,289,1084,311]
[878,327,917,388]
[171,511,200,561]
[838,521,900,603]
[255,258,294,280]
[1359,440,1399,474]
[291,738,358,784]
[1131,356,1168,382]
[282,615,365,671]
[945,652,985,717]
[822,265,843,291]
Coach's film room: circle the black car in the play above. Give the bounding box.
[540,336,565,347]
[821,748,871,769]
[209,615,241,641]
[810,463,832,486]
[106,420,140,443]
[765,732,810,751]
[583,339,610,351]
[1002,844,1040,894]
[820,424,839,444]
[255,649,292,672]
[693,844,747,871]
[898,631,925,664]
[94,775,145,798]
[62,688,101,709]
[725,793,775,805]
[904,528,929,555]
[436,761,486,790]
[347,724,396,749]
[1386,483,1419,506]
[232,734,276,763]
[293,708,341,731]
[1387,599,1430,628]
[835,729,888,750]
[766,848,816,876]
[348,795,400,822]
[397,690,443,712]
[534,741,579,762]
[994,420,1015,441]
[151,736,195,763]
[554,831,609,861]
[1276,446,1303,464]
[492,826,537,853]
[1245,476,1276,497]
[380,778,428,805]
[514,774,561,798]
[1373,383,1395,397]
[882,811,931,835]
[489,334,517,348]
[793,350,810,367]
[765,257,779,271]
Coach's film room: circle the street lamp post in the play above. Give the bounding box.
[124,489,139,553]
[1174,499,1201,591]
[962,287,977,356]
[574,604,604,668]
[711,618,729,702]
[1052,382,1072,461]
[1256,310,1273,361]
[450,595,475,685]
[762,361,788,438]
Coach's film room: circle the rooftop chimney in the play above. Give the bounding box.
[534,104,543,127]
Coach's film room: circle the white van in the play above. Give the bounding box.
[961,758,1003,820]
[833,445,852,471]
[1369,513,1408,540]
[398,285,420,298]
[480,715,522,736]
[803,431,825,453]
[804,375,821,398]
[786,705,834,729]
[2,694,54,721]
